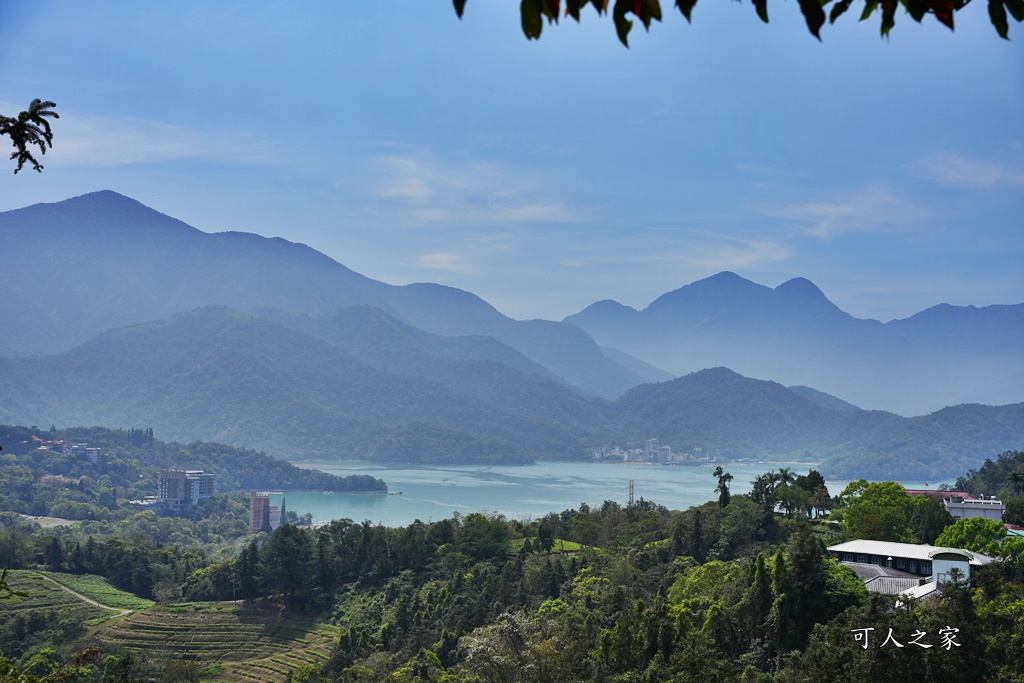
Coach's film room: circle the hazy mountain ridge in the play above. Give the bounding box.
[787,385,861,412]
[0,191,648,399]
[565,272,1023,415]
[0,307,589,462]
[1,314,1021,479]
[254,305,610,430]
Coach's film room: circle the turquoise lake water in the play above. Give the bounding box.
[270,461,947,528]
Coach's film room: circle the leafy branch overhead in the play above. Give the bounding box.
[453,0,1024,44]
[0,99,59,174]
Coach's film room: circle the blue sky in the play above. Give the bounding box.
[1,0,1021,322]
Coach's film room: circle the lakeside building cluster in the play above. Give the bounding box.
[142,471,286,535]
[156,469,215,513]
[592,438,714,465]
[135,469,217,513]
[27,436,103,464]
[249,490,283,534]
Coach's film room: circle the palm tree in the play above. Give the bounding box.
[776,466,796,487]
[713,466,733,508]
[1,99,59,173]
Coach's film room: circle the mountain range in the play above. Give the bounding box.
[1,191,1021,479]
[564,272,1024,415]
[0,190,659,399]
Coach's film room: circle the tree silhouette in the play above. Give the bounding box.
[713,465,733,508]
[1,99,58,174]
[453,0,1024,44]
[1007,469,1024,496]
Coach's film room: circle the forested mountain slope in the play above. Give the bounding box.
[3,323,1021,478]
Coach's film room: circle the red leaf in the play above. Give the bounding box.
[633,0,651,25]
[930,0,955,28]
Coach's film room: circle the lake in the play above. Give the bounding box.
[272,461,947,528]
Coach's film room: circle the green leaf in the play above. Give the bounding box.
[754,0,770,23]
[521,0,544,39]
[798,0,826,38]
[1003,0,1024,21]
[568,0,607,20]
[906,0,929,22]
[453,0,468,18]
[541,0,561,21]
[675,0,699,22]
[647,0,665,22]
[989,0,1010,37]
[613,1,634,45]
[859,0,879,20]
[829,0,854,22]
[881,0,897,35]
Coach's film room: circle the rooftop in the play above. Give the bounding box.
[827,539,994,566]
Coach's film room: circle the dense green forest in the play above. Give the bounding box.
[2,443,1024,681]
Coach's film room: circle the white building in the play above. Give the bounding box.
[944,494,1006,521]
[828,539,995,584]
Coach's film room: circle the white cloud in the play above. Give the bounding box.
[36,107,279,167]
[373,156,437,201]
[666,237,792,271]
[411,231,515,276]
[911,152,1024,189]
[557,233,791,272]
[370,150,578,226]
[417,252,476,273]
[761,186,928,240]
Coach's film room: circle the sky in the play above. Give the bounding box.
[1,1,1022,323]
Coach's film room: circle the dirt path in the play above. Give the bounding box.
[36,572,133,618]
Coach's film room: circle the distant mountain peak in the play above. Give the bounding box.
[56,190,171,217]
[776,276,821,294]
[644,271,768,314]
[687,270,762,292]
[71,189,136,202]
[688,366,745,381]
[774,277,845,314]
[0,189,202,241]
[573,299,639,316]
[706,270,744,282]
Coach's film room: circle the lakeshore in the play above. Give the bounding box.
[280,460,948,528]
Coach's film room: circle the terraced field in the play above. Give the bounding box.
[1,570,112,624]
[96,602,340,682]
